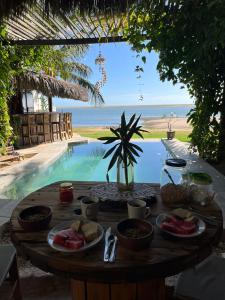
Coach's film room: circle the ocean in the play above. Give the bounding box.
[56,105,193,127]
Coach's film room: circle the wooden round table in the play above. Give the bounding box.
[10,181,223,300]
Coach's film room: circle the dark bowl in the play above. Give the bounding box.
[18,205,52,232]
[116,218,154,251]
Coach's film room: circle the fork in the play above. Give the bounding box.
[104,234,115,262]
[108,236,118,263]
[188,206,217,220]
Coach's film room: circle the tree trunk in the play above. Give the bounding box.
[217,84,225,162]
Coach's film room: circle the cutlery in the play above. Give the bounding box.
[188,206,217,221]
[169,205,219,226]
[109,236,118,263]
[105,234,115,262]
[191,214,219,226]
[186,208,219,225]
[103,227,113,262]
[170,204,218,221]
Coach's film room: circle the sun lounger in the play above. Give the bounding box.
[0,146,24,163]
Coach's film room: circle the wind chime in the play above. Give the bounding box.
[135,65,144,101]
[95,46,107,93]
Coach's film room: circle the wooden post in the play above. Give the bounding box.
[24,91,28,113]
[48,96,53,112]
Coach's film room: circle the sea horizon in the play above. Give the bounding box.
[56,103,194,127]
[56,103,194,109]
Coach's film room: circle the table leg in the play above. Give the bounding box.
[137,278,166,300]
[111,283,137,300]
[71,278,166,300]
[71,280,85,300]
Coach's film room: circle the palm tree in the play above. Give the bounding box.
[40,45,104,105]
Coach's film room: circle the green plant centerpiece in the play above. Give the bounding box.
[98,113,147,191]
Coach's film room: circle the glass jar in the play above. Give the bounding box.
[187,172,214,205]
[160,158,188,204]
[117,158,134,191]
[59,182,74,204]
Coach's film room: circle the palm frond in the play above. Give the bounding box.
[70,62,92,78]
[59,45,89,59]
[71,74,104,105]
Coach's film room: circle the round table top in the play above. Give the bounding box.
[10,181,223,283]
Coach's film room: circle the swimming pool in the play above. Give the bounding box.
[3,141,168,202]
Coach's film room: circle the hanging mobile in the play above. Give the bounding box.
[135,65,144,101]
[95,44,107,93]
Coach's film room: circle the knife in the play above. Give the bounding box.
[109,236,118,263]
[103,227,112,262]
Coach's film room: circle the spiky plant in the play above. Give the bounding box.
[98,112,148,186]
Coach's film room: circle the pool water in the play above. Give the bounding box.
[3,141,168,202]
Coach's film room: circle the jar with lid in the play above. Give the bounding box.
[59,182,74,204]
[187,172,214,205]
[160,158,188,205]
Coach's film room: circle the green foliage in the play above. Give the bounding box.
[98,113,147,183]
[126,0,225,162]
[0,28,49,150]
[0,29,104,151]
[0,26,13,149]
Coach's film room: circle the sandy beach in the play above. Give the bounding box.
[142,117,191,130]
[74,117,192,131]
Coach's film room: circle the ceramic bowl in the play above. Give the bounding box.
[18,205,52,232]
[116,218,153,251]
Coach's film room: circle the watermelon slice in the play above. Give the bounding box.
[64,240,84,250]
[161,216,197,235]
[53,228,85,249]
[53,234,65,246]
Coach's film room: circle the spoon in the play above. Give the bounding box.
[164,168,175,185]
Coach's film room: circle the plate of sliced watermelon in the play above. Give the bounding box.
[47,219,104,253]
[156,212,206,238]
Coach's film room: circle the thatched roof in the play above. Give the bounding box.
[0,1,137,20]
[16,72,89,102]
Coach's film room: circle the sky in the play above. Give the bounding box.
[54,42,193,107]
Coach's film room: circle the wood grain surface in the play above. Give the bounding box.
[10,181,223,283]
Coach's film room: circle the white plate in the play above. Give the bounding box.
[156,213,206,238]
[47,219,104,253]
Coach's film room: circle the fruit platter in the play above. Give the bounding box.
[47,219,104,253]
[156,208,206,238]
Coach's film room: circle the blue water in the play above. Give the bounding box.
[56,105,193,127]
[3,141,168,202]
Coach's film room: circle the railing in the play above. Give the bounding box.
[12,112,73,146]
